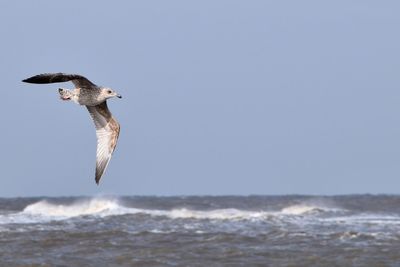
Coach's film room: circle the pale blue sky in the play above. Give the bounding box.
[1,1,400,196]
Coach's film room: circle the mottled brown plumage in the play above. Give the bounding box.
[87,102,120,184]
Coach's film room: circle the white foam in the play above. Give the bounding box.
[281,204,318,215]
[25,198,116,217]
[0,198,137,225]
[21,197,137,219]
[280,204,339,215]
[158,208,269,220]
[0,198,277,224]
[20,198,276,221]
[0,197,367,226]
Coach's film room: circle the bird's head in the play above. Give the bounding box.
[100,87,122,100]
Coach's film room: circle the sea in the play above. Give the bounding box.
[0,195,400,267]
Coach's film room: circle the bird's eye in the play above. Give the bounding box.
[107,90,112,94]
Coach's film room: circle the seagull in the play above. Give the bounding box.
[22,73,121,184]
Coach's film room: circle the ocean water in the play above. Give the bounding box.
[1,195,400,266]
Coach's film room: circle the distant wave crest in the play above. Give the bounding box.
[23,198,126,218]
[280,204,340,215]
[0,197,353,225]
[22,198,271,220]
[19,197,342,221]
[0,197,399,231]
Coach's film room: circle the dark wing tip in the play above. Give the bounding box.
[22,73,63,84]
[22,73,90,85]
[22,76,40,83]
[95,171,102,185]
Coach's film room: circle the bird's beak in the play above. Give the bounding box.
[117,94,122,99]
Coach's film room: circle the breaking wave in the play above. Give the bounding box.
[23,198,128,218]
[281,204,341,215]
[0,197,347,225]
[0,197,399,231]
[21,198,273,220]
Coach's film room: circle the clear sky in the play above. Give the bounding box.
[1,1,400,196]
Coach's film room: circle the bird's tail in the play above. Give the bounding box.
[58,88,73,101]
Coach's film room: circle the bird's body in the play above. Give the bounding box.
[23,73,122,184]
[59,87,104,106]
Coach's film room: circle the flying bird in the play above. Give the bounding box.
[22,73,121,184]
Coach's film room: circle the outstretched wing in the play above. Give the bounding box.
[22,73,96,88]
[86,101,120,184]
